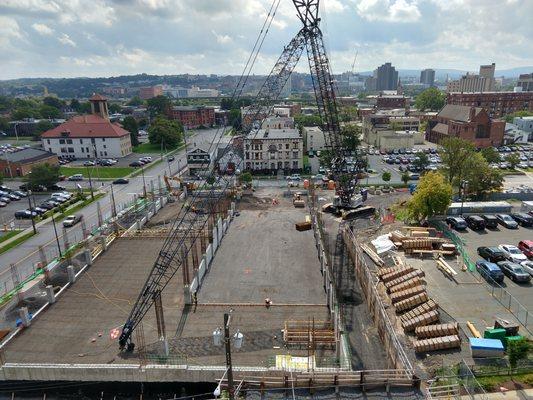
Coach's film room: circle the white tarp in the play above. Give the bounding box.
[371,234,395,254]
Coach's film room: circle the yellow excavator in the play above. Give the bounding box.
[163,175,197,196]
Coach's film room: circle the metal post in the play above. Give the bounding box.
[87,166,94,200]
[141,165,147,198]
[51,214,62,258]
[27,190,36,234]
[224,312,235,400]
[110,184,117,218]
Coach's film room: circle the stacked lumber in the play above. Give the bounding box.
[402,310,440,332]
[390,286,427,305]
[380,266,414,283]
[415,323,459,339]
[411,231,430,238]
[389,277,424,294]
[384,269,425,290]
[360,243,385,267]
[402,238,433,251]
[293,199,305,208]
[436,257,458,280]
[399,300,438,324]
[414,335,461,353]
[395,292,429,313]
[377,265,399,279]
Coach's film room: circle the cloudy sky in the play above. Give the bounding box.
[1,0,532,80]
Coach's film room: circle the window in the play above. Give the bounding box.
[292,161,298,169]
[104,151,107,156]
[59,139,65,144]
[292,151,299,159]
[47,139,50,144]
[86,147,89,153]
[66,139,73,144]
[91,138,95,144]
[285,143,289,149]
[103,145,107,149]
[475,124,489,138]
[278,144,282,150]
[80,139,83,144]
[60,147,67,153]
[102,138,106,142]
[68,147,74,153]
[81,148,85,153]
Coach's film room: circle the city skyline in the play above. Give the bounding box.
[0,0,532,80]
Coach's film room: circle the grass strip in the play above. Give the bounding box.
[0,231,36,255]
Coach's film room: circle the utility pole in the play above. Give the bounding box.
[87,166,94,200]
[51,214,62,258]
[141,165,147,198]
[224,312,235,400]
[27,190,36,234]
[460,180,468,216]
[110,183,117,218]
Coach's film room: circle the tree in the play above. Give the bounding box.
[26,164,60,189]
[0,117,8,132]
[401,171,410,185]
[382,171,391,182]
[122,116,140,147]
[341,124,361,153]
[339,105,358,122]
[480,147,501,164]
[148,116,183,148]
[412,152,430,171]
[504,110,533,123]
[79,102,91,114]
[229,109,241,130]
[108,103,121,114]
[390,121,403,131]
[127,96,143,106]
[240,172,252,185]
[146,95,171,116]
[294,114,322,127]
[415,87,446,111]
[12,107,39,120]
[39,104,61,119]
[407,171,452,220]
[508,337,530,370]
[464,153,503,199]
[34,120,54,138]
[440,137,476,186]
[419,120,428,133]
[318,149,333,167]
[507,153,520,169]
[43,96,64,109]
[70,99,81,112]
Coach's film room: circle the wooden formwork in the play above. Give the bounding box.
[399,300,439,323]
[283,320,335,349]
[390,286,426,305]
[388,277,424,294]
[414,335,461,353]
[395,292,429,313]
[385,269,425,290]
[380,267,415,283]
[415,322,459,339]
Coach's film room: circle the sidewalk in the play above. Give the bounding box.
[461,388,533,399]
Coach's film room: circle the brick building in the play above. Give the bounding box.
[517,73,533,92]
[428,104,504,148]
[139,85,163,100]
[0,148,58,177]
[167,106,215,129]
[376,94,409,110]
[446,91,533,118]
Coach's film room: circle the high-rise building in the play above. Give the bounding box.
[447,63,495,93]
[420,69,435,86]
[517,73,533,92]
[374,62,398,91]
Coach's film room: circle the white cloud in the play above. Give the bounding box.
[355,0,421,23]
[58,33,76,47]
[32,23,54,36]
[212,30,232,45]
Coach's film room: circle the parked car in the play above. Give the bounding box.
[68,174,84,181]
[29,207,47,215]
[465,215,486,230]
[497,261,532,283]
[167,155,175,162]
[14,210,36,219]
[477,246,506,263]
[39,202,55,210]
[113,178,129,185]
[511,212,533,227]
[47,184,67,191]
[520,261,533,276]
[498,244,528,263]
[52,192,72,200]
[409,173,420,180]
[83,160,96,166]
[481,214,499,229]
[129,161,143,167]
[140,156,153,163]
[45,199,61,207]
[63,214,83,227]
[446,216,468,230]
[0,196,11,204]
[286,175,301,181]
[496,214,518,229]
[7,193,20,201]
[518,240,533,259]
[476,260,504,284]
[0,201,6,207]
[13,190,27,198]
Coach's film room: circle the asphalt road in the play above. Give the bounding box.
[0,128,223,293]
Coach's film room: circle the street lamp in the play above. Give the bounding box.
[213,310,244,400]
[460,180,469,216]
[51,213,62,258]
[86,166,94,200]
[27,190,36,234]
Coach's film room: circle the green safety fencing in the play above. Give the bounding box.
[431,220,475,272]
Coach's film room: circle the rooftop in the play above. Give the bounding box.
[171,106,214,111]
[248,128,301,140]
[0,147,56,163]
[437,104,483,122]
[41,114,129,139]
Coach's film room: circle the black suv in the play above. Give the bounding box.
[465,215,486,230]
[511,213,533,227]
[446,216,468,230]
[478,246,506,263]
[481,214,498,229]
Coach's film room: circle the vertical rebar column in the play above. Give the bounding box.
[96,201,103,227]
[191,237,199,273]
[181,247,190,285]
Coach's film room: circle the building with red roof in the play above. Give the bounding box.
[41,95,132,158]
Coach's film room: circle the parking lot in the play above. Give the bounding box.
[454,222,533,311]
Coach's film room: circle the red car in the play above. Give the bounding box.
[518,240,533,259]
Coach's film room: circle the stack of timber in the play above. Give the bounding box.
[402,310,440,332]
[415,323,459,339]
[384,270,425,291]
[295,221,312,231]
[436,256,458,281]
[414,335,461,353]
[389,227,456,256]
[361,243,385,267]
[399,300,438,325]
